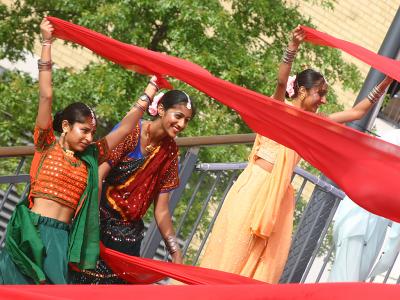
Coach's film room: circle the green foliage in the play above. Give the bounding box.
[0,0,362,148]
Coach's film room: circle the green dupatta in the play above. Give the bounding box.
[4,144,100,284]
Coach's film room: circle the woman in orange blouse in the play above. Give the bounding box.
[199,26,393,283]
[0,18,161,284]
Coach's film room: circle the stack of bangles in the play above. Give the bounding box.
[134,101,148,113]
[282,47,297,64]
[148,79,160,92]
[164,235,180,255]
[41,37,54,47]
[367,85,385,104]
[37,59,53,72]
[132,78,160,113]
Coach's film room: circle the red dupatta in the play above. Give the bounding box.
[106,137,178,221]
[48,16,400,223]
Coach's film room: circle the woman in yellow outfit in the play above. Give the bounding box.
[199,27,393,283]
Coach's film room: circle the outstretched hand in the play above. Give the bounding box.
[40,18,54,41]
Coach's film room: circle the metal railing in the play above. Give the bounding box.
[379,96,400,127]
[1,133,399,283]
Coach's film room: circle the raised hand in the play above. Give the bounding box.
[290,26,306,48]
[40,18,54,41]
[151,74,174,90]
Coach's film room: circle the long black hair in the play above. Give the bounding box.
[288,69,325,99]
[53,102,97,133]
[157,90,196,118]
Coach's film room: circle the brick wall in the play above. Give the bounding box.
[290,0,399,107]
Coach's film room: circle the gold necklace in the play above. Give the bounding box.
[59,140,75,157]
[64,148,75,157]
[144,122,158,153]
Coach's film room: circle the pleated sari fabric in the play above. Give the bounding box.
[200,135,300,283]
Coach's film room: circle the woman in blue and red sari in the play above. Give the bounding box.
[71,88,196,283]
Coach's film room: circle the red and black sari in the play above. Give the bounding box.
[71,121,179,284]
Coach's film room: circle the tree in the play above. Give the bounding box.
[0,0,361,164]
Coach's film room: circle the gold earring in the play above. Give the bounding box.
[300,93,306,103]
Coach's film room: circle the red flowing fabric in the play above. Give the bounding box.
[99,243,262,285]
[1,283,400,300]
[3,16,400,300]
[47,16,400,223]
[303,26,400,82]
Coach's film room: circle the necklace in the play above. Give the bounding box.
[59,144,82,167]
[64,148,75,157]
[59,134,75,157]
[144,122,158,153]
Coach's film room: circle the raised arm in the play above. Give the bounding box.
[272,26,306,101]
[328,76,393,124]
[36,18,54,129]
[104,76,161,151]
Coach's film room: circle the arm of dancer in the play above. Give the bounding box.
[104,79,158,151]
[36,18,54,129]
[154,193,183,264]
[328,76,393,124]
[272,26,305,101]
[97,162,111,200]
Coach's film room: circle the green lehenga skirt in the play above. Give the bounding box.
[0,205,70,284]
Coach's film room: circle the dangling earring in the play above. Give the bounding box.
[61,131,66,138]
[299,93,306,104]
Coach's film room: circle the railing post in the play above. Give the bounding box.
[280,177,338,283]
[140,147,200,258]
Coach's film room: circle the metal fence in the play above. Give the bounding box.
[379,96,400,127]
[1,135,400,283]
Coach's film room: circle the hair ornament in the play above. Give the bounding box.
[85,104,96,127]
[286,75,297,98]
[182,91,192,110]
[148,92,165,116]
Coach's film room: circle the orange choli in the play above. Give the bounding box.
[29,123,109,210]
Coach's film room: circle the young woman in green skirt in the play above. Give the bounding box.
[0,18,162,284]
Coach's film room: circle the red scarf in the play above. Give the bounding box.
[48,15,400,223]
[106,137,178,221]
[3,16,400,300]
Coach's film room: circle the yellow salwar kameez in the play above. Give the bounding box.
[200,134,300,283]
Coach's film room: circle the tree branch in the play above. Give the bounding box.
[148,22,168,51]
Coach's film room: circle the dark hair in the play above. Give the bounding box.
[53,102,97,133]
[287,69,325,99]
[158,90,196,118]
